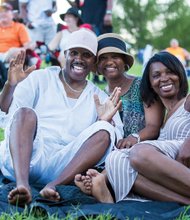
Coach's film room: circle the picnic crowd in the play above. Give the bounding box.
[0,0,190,208]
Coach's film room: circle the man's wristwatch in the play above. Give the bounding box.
[131,133,140,143]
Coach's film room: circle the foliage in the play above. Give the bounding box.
[113,0,160,49]
[113,0,190,51]
[128,61,143,76]
[152,0,190,50]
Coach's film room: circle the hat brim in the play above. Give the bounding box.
[60,13,83,26]
[64,44,96,56]
[98,47,134,69]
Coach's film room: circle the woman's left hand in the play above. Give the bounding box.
[117,136,138,149]
[95,87,122,122]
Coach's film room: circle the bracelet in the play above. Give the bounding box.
[106,10,112,15]
[131,133,140,143]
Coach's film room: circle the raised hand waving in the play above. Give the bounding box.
[8,50,36,86]
[94,87,122,122]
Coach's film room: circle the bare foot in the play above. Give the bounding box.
[74,174,92,195]
[8,185,32,206]
[87,169,114,203]
[40,186,60,202]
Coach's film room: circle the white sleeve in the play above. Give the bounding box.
[0,72,39,128]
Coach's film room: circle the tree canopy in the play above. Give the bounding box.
[113,0,190,51]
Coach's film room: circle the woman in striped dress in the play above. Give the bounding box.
[76,51,190,205]
[105,51,190,204]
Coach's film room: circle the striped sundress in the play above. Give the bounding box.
[105,100,190,202]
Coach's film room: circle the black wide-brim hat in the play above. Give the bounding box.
[60,7,83,26]
[97,33,134,70]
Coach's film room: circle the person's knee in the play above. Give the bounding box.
[130,144,152,170]
[98,130,110,145]
[13,107,37,124]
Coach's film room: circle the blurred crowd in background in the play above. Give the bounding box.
[1,0,190,89]
[0,0,115,87]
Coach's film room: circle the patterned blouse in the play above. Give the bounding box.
[120,77,145,137]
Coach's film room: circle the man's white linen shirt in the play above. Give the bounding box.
[0,66,124,146]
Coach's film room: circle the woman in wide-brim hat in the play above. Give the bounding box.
[48,7,83,67]
[97,33,164,148]
[74,33,164,203]
[59,7,83,26]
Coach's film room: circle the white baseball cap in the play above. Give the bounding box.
[64,29,97,56]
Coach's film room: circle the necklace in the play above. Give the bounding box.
[61,69,87,93]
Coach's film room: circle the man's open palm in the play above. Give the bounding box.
[95,87,122,122]
[8,50,36,86]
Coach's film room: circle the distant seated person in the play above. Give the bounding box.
[0,2,36,64]
[165,38,190,66]
[19,0,57,45]
[48,7,92,67]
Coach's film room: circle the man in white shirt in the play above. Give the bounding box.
[19,0,57,44]
[0,29,123,206]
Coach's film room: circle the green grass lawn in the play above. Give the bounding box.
[128,61,143,76]
[0,209,115,220]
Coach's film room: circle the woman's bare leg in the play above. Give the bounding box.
[75,169,190,204]
[130,144,190,198]
[133,175,190,205]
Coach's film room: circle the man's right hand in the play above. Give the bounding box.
[95,87,122,122]
[7,50,36,87]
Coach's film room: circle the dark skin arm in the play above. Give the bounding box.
[19,2,28,24]
[117,100,164,149]
[44,1,57,17]
[19,2,34,28]
[104,0,113,26]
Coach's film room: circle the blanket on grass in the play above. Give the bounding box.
[0,173,189,220]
